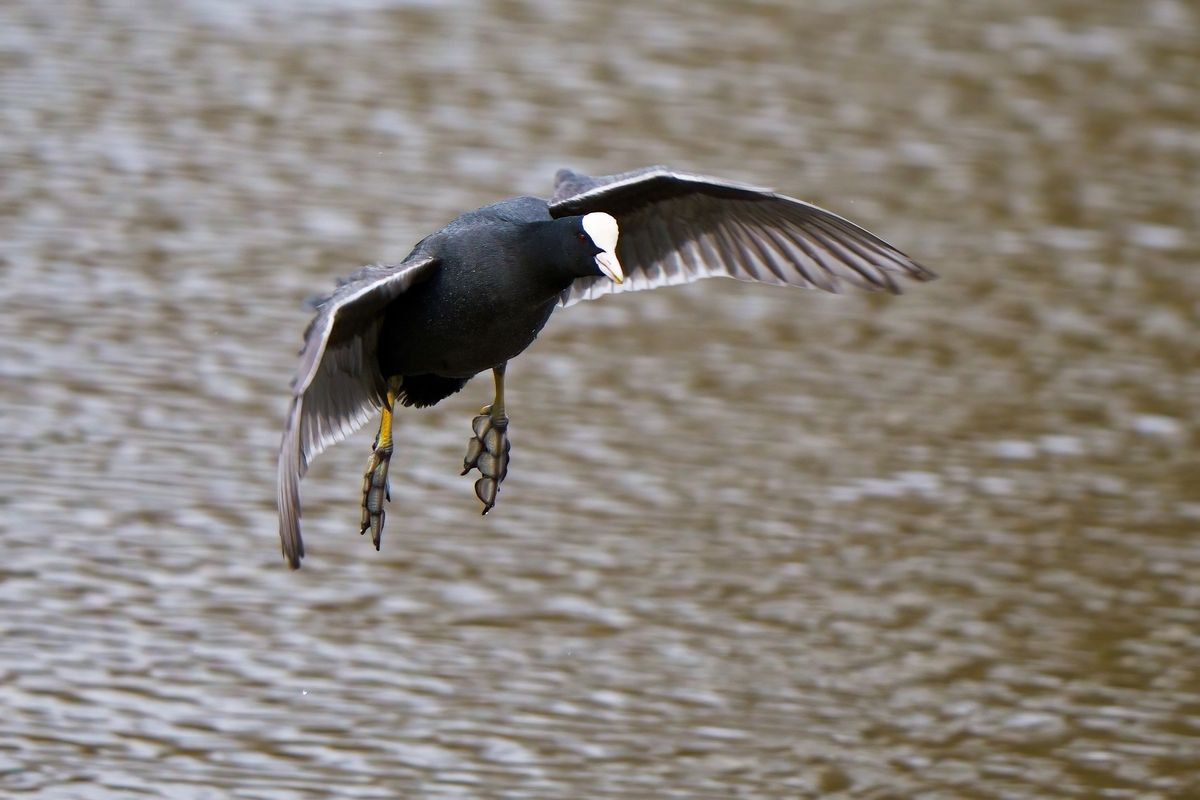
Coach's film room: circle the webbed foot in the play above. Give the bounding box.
[360,437,393,549]
[461,404,511,514]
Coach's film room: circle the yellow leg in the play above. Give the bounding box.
[361,378,401,550]
[491,362,506,419]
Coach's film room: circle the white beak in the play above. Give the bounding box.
[595,250,624,284]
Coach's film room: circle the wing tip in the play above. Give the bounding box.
[908,261,939,283]
[868,265,937,295]
[278,396,307,570]
[277,484,306,570]
[885,257,938,293]
[278,486,306,570]
[283,547,303,570]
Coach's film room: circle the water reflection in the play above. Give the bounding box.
[2,0,1197,797]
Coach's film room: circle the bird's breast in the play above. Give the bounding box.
[377,271,559,379]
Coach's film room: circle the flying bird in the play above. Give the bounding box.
[278,166,935,567]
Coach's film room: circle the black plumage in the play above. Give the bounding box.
[278,166,935,568]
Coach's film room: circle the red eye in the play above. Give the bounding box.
[578,232,588,242]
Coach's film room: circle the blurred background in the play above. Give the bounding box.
[2,0,1197,797]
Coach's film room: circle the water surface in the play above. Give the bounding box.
[2,0,1198,797]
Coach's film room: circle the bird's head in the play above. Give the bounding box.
[577,212,623,283]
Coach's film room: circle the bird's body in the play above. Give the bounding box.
[377,197,569,389]
[278,166,935,568]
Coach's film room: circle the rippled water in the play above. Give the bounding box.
[2,0,1198,797]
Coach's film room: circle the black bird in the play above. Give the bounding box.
[278,166,935,568]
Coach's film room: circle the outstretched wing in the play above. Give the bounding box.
[277,255,439,568]
[549,166,935,307]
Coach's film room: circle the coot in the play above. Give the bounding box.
[278,166,935,568]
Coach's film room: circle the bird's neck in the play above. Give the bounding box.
[523,219,592,287]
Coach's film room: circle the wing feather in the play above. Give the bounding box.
[549,167,934,307]
[277,255,438,568]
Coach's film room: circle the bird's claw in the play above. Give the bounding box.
[461,407,510,514]
[360,440,393,550]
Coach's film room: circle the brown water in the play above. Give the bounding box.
[2,1,1198,797]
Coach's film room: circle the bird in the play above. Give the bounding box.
[277,165,935,568]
